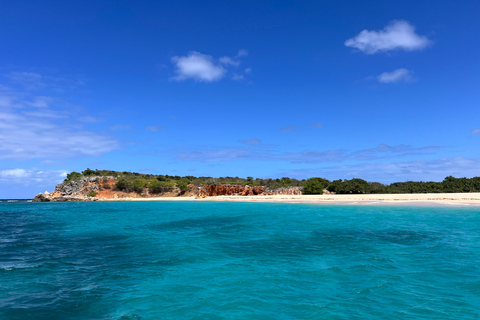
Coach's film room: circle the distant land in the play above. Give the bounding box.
[32,169,480,203]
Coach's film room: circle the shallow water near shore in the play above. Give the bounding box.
[1,201,480,319]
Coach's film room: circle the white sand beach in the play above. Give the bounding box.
[109,193,480,205]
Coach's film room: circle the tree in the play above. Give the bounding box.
[82,168,96,176]
[133,178,147,193]
[65,171,82,182]
[177,178,191,193]
[149,180,175,193]
[303,178,330,194]
[114,178,134,192]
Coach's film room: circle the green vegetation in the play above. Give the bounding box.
[62,169,480,195]
[303,178,330,194]
[87,192,98,197]
[65,171,82,182]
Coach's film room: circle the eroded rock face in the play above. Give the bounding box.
[32,193,51,202]
[54,176,114,197]
[34,176,116,202]
[196,185,303,198]
[196,185,267,198]
[263,187,303,196]
[33,178,305,202]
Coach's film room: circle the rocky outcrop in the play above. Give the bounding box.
[33,176,117,202]
[196,184,303,198]
[262,187,303,196]
[53,176,115,197]
[196,184,267,198]
[33,178,305,202]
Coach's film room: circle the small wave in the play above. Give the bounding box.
[0,262,42,271]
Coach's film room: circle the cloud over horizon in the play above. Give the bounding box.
[175,143,444,164]
[0,168,67,184]
[0,77,119,161]
[345,20,432,54]
[283,157,480,184]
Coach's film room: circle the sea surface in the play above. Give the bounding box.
[1,201,480,319]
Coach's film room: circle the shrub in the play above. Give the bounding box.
[133,178,147,193]
[149,180,175,193]
[82,168,96,176]
[65,171,82,182]
[114,178,134,192]
[87,192,98,197]
[176,178,191,193]
[303,178,330,194]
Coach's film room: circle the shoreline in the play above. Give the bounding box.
[104,193,480,206]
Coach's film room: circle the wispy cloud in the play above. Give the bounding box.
[310,122,324,129]
[171,50,249,82]
[0,168,67,184]
[177,147,251,162]
[240,138,262,145]
[145,126,164,132]
[0,77,119,160]
[377,68,415,83]
[175,143,443,164]
[4,71,85,91]
[283,157,480,183]
[345,20,432,54]
[281,126,301,132]
[352,144,443,161]
[471,129,480,135]
[40,160,69,165]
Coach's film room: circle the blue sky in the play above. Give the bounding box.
[1,0,479,198]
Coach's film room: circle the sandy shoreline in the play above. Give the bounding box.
[106,193,480,206]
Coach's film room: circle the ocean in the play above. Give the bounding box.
[1,200,479,319]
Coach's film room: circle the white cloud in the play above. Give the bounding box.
[471,129,480,135]
[345,20,432,54]
[377,68,414,83]
[0,112,119,160]
[26,96,53,108]
[171,52,226,82]
[0,82,119,160]
[5,71,84,91]
[0,169,31,179]
[171,50,250,82]
[236,49,248,57]
[219,56,240,66]
[0,169,67,183]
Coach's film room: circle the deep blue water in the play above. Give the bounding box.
[1,201,480,319]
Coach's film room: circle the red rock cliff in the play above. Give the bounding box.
[196,185,267,198]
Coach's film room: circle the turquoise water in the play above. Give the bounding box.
[1,201,480,319]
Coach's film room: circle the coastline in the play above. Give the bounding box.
[105,193,480,206]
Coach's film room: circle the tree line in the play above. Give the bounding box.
[64,169,480,194]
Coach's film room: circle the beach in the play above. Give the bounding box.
[109,193,480,205]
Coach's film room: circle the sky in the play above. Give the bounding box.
[1,0,479,198]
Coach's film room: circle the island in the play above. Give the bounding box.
[32,169,480,205]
